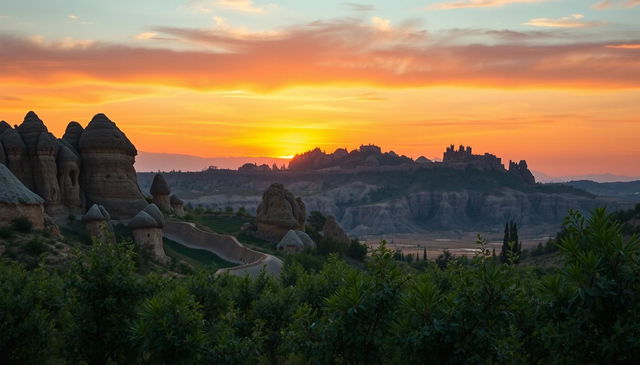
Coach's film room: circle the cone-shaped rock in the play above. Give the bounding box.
[295,230,316,250]
[129,210,160,229]
[78,113,146,218]
[1,127,32,188]
[82,204,107,223]
[143,203,165,228]
[0,164,44,229]
[62,121,84,151]
[150,173,171,212]
[0,120,10,134]
[150,173,171,195]
[277,230,305,253]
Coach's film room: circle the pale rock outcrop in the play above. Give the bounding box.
[295,230,316,250]
[277,230,305,253]
[170,195,185,217]
[82,204,113,243]
[143,203,165,228]
[0,164,45,229]
[150,173,171,213]
[322,215,350,244]
[78,113,147,217]
[256,183,306,241]
[129,210,167,262]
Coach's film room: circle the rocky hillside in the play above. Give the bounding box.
[138,165,631,235]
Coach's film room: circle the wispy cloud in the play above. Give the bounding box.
[216,0,269,13]
[524,14,605,28]
[606,43,640,49]
[592,0,640,9]
[345,3,375,12]
[185,0,275,14]
[136,32,158,40]
[67,14,92,24]
[0,19,638,90]
[428,0,547,10]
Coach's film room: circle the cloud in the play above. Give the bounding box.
[606,43,640,49]
[524,14,606,28]
[136,32,158,40]
[592,0,640,8]
[185,0,274,14]
[371,16,391,31]
[67,14,92,24]
[0,19,638,91]
[345,3,375,11]
[216,0,267,13]
[429,0,547,10]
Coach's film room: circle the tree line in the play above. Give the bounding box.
[1,208,640,364]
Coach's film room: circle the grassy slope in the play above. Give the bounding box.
[163,237,235,270]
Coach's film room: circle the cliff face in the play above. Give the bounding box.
[0,111,147,218]
[138,167,630,235]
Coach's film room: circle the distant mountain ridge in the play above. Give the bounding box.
[533,171,640,183]
[135,151,288,172]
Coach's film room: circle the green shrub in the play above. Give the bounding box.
[23,238,48,256]
[346,239,367,261]
[11,216,32,233]
[0,226,14,239]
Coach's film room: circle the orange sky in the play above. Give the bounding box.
[1,14,639,176]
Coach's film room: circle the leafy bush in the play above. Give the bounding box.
[11,216,32,233]
[23,238,48,256]
[0,226,14,239]
[346,239,368,261]
[0,208,638,364]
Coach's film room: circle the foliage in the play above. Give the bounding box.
[11,216,33,233]
[501,220,521,264]
[308,210,327,232]
[0,260,65,364]
[1,208,639,364]
[64,242,146,364]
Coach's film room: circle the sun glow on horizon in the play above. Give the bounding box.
[0,2,638,176]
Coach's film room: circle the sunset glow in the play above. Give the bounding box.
[1,0,638,176]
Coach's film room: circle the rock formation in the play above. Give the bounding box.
[78,113,147,217]
[56,144,83,212]
[276,230,305,253]
[256,183,306,241]
[295,230,316,250]
[415,156,432,164]
[143,203,166,228]
[170,195,185,217]
[0,164,45,229]
[288,145,413,171]
[129,209,167,263]
[322,215,350,244]
[150,173,171,212]
[0,111,147,218]
[81,204,113,243]
[509,160,536,185]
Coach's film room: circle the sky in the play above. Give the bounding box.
[0,0,639,176]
